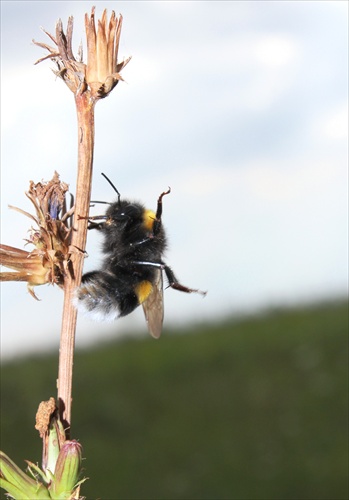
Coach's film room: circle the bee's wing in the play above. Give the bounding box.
[142,268,164,339]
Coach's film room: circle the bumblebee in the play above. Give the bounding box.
[74,174,206,338]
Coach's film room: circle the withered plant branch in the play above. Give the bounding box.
[58,92,95,429]
[34,8,130,433]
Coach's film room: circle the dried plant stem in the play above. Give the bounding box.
[58,92,96,430]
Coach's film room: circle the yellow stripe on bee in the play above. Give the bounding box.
[135,280,153,304]
[143,209,156,231]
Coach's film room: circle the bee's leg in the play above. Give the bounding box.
[76,214,108,230]
[156,188,171,220]
[153,187,171,236]
[87,221,105,230]
[132,261,207,296]
[162,264,207,296]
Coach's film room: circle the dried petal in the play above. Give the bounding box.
[34,7,130,99]
[0,173,73,298]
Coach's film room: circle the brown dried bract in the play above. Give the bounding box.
[33,7,131,99]
[35,397,57,438]
[0,172,73,299]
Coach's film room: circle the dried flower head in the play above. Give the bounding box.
[33,6,131,99]
[0,172,72,299]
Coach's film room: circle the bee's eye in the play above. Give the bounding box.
[115,204,142,224]
[114,212,128,224]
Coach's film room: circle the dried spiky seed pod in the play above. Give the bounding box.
[0,172,72,299]
[33,7,131,99]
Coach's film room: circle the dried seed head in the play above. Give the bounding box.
[0,172,73,299]
[33,7,131,99]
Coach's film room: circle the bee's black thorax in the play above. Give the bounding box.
[100,199,167,265]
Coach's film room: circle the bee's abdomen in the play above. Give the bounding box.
[74,270,139,321]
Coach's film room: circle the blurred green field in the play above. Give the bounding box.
[1,300,348,500]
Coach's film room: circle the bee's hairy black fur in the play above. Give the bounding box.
[74,175,206,338]
[100,200,166,260]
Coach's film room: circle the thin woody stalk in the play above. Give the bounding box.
[32,8,131,431]
[58,93,96,427]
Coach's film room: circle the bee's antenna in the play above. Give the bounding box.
[101,173,121,206]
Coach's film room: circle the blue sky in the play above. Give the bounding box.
[1,1,348,358]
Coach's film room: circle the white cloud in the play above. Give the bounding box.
[254,35,299,68]
[242,158,345,203]
[321,104,348,141]
[1,64,70,132]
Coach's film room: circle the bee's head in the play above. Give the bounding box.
[106,201,157,234]
[101,173,157,233]
[106,201,143,227]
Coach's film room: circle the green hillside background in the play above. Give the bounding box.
[1,300,348,500]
